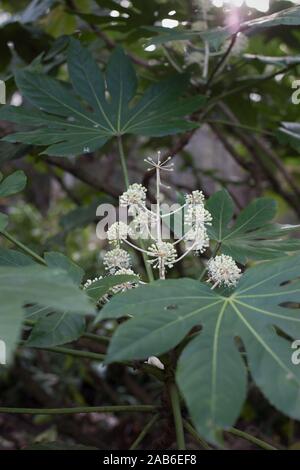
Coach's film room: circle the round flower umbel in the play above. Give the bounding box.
[120,183,147,212]
[207,254,241,289]
[107,221,131,245]
[103,247,131,274]
[185,190,205,206]
[148,242,177,274]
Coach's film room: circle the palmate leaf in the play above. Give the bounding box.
[147,5,300,49]
[0,264,93,363]
[0,39,205,156]
[206,190,300,264]
[100,255,300,443]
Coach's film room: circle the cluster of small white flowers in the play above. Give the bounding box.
[185,190,205,206]
[185,204,212,227]
[120,183,147,210]
[207,254,241,288]
[103,247,131,274]
[148,242,177,269]
[107,221,131,245]
[184,190,212,254]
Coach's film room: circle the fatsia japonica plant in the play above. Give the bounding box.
[2,31,300,451]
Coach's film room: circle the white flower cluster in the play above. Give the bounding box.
[101,155,243,288]
[103,247,131,274]
[184,190,212,254]
[207,254,241,288]
[107,221,131,245]
[120,183,147,211]
[148,242,177,269]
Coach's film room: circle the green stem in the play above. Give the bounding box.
[0,230,46,265]
[183,420,211,450]
[82,332,110,345]
[130,413,160,450]
[19,341,106,362]
[228,427,277,450]
[117,135,130,189]
[0,405,157,415]
[169,383,185,450]
[205,119,274,136]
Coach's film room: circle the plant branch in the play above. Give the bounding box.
[0,405,158,415]
[206,34,237,88]
[183,419,211,450]
[227,427,277,450]
[19,341,106,362]
[129,414,160,450]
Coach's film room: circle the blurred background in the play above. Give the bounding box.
[1,0,300,450]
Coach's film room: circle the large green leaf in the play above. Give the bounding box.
[206,190,300,264]
[100,255,300,443]
[0,170,27,197]
[0,247,35,266]
[44,251,84,285]
[0,264,93,363]
[0,39,205,156]
[26,311,85,348]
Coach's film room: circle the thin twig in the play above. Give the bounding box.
[130,414,160,450]
[183,419,211,450]
[206,34,237,88]
[227,427,277,450]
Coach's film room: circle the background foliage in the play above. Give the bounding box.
[1,0,300,450]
